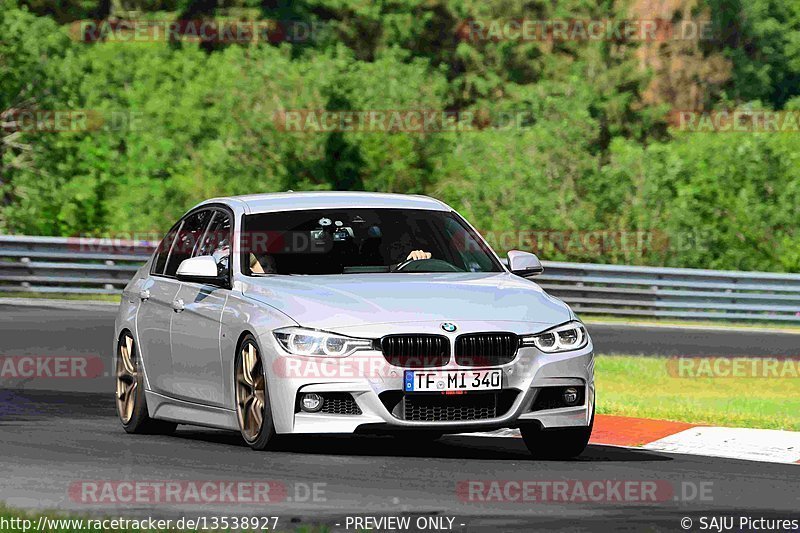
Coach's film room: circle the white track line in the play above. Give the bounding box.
[457,426,800,465]
[642,427,800,464]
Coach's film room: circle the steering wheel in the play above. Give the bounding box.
[392,258,463,273]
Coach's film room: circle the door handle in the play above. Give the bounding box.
[139,289,150,301]
[172,298,185,312]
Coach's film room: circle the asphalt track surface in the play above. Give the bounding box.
[1,303,799,531]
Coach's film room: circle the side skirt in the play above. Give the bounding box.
[146,390,239,431]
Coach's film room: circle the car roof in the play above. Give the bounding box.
[196,191,451,214]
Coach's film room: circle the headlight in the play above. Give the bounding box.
[273,327,372,357]
[520,321,588,353]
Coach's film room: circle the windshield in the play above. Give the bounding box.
[241,208,503,275]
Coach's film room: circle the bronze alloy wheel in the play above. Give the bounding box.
[236,339,267,443]
[115,331,176,435]
[116,332,137,424]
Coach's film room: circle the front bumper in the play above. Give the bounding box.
[259,329,594,435]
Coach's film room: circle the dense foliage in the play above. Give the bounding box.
[1,0,799,271]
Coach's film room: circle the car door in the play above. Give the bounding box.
[136,221,184,396]
[168,209,232,407]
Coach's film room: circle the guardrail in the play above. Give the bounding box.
[0,235,154,295]
[2,234,800,322]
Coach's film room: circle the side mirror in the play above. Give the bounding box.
[507,250,544,277]
[176,256,226,286]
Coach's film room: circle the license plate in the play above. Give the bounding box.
[403,369,502,392]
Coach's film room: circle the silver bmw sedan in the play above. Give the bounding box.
[114,192,594,458]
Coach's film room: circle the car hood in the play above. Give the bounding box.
[240,272,571,330]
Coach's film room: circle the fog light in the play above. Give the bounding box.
[562,387,580,406]
[301,393,323,412]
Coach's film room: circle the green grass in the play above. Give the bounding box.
[596,354,800,431]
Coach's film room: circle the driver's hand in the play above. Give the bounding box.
[406,250,432,261]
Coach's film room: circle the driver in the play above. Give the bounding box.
[406,250,431,261]
[248,226,432,274]
[389,231,432,264]
[250,253,277,274]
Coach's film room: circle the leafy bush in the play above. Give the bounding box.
[1,1,798,272]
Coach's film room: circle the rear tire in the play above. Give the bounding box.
[115,331,177,435]
[520,402,594,459]
[235,334,278,451]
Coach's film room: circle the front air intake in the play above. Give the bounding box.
[454,332,518,366]
[380,335,450,368]
[403,393,497,421]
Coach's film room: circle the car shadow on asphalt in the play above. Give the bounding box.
[0,390,671,463]
[0,389,115,422]
[170,428,672,463]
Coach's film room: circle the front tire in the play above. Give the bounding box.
[235,335,278,450]
[520,403,594,459]
[115,331,177,435]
